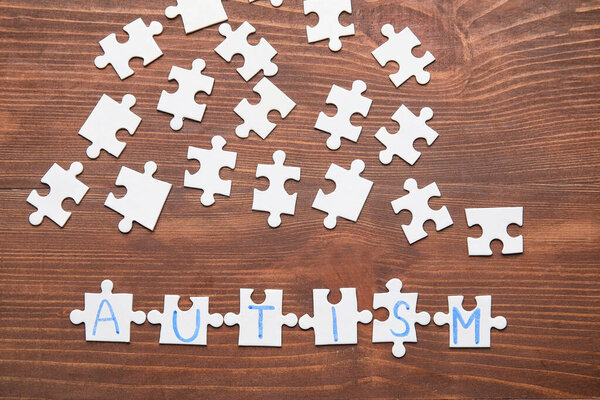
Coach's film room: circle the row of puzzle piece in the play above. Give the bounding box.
[70,279,507,358]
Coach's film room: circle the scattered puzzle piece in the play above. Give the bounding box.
[304,0,354,52]
[375,105,438,165]
[312,159,373,229]
[315,80,372,150]
[105,161,172,233]
[165,0,228,34]
[465,207,523,256]
[250,0,283,7]
[224,288,297,347]
[434,295,507,348]
[69,280,146,342]
[372,25,435,87]
[157,58,215,131]
[234,77,295,139]
[94,18,163,80]
[27,162,89,227]
[184,135,237,206]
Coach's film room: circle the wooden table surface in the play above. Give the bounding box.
[1,0,599,398]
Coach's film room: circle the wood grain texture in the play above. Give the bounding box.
[1,0,599,398]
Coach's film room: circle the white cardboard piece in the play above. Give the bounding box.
[304,0,354,52]
[465,207,523,256]
[166,0,228,34]
[250,0,283,7]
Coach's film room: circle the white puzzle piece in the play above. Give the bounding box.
[304,0,354,52]
[95,18,163,80]
[166,0,228,34]
[148,295,223,345]
[250,0,283,7]
[465,207,523,256]
[214,21,278,81]
[234,77,295,139]
[391,178,453,244]
[312,159,373,229]
[434,295,507,348]
[184,135,237,206]
[105,161,172,233]
[299,288,372,345]
[372,25,435,87]
[27,162,89,227]
[79,94,141,159]
[372,279,430,358]
[252,150,301,228]
[315,80,372,150]
[224,288,297,347]
[375,105,438,165]
[69,280,146,342]
[157,58,215,131]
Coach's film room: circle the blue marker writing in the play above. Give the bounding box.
[331,306,338,342]
[390,300,410,337]
[248,305,275,339]
[93,299,119,336]
[452,307,480,345]
[172,309,200,343]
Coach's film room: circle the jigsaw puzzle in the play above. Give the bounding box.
[184,135,237,206]
[157,58,214,131]
[27,162,89,227]
[104,161,172,233]
[465,207,523,256]
[372,25,435,87]
[250,0,282,6]
[224,288,297,347]
[69,280,146,342]
[315,80,372,150]
[165,0,228,34]
[312,160,373,229]
[304,0,354,52]
[94,18,163,80]
[214,21,278,81]
[434,295,507,348]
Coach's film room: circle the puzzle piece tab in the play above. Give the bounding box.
[166,0,228,34]
[27,162,89,227]
[250,0,283,7]
[466,207,523,256]
[304,0,354,52]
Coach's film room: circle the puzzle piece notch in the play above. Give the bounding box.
[94,18,163,80]
[157,58,215,131]
[372,278,430,358]
[372,25,435,87]
[375,105,437,165]
[184,135,237,206]
[69,279,146,342]
[224,288,297,347]
[234,77,296,139]
[27,162,89,227]
[252,150,301,228]
[215,22,278,81]
[299,288,372,345]
[315,80,372,150]
[312,159,373,229]
[79,94,141,159]
[391,178,453,244]
[433,295,507,348]
[104,161,172,233]
[250,0,283,7]
[465,207,523,256]
[165,0,228,34]
[148,295,223,345]
[304,0,355,52]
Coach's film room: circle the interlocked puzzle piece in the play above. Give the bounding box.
[312,159,373,229]
[224,288,297,347]
[214,21,278,81]
[375,105,438,165]
[465,207,523,256]
[148,295,223,345]
[299,288,372,345]
[165,0,228,34]
[372,25,435,87]
[315,80,372,150]
[250,0,282,7]
[94,18,163,80]
[105,161,172,233]
[234,77,295,139]
[184,135,237,206]
[391,178,453,244]
[79,94,141,159]
[69,280,146,342]
[252,150,301,228]
[304,0,354,52]
[157,58,215,131]
[27,162,89,227]
[372,278,430,358]
[434,295,507,348]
